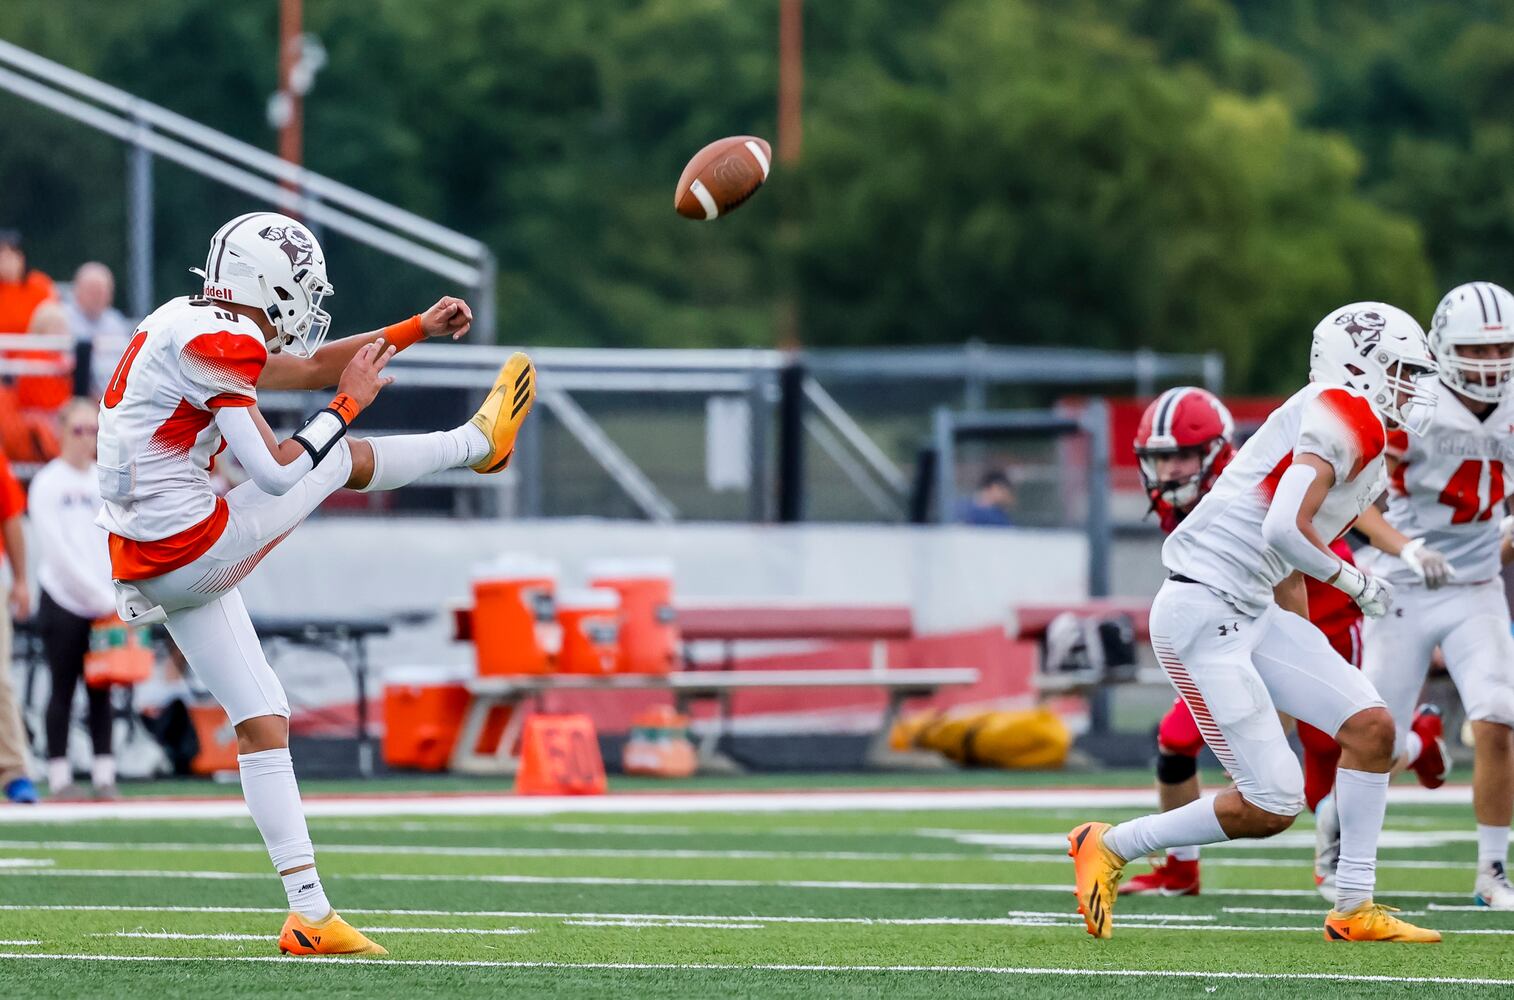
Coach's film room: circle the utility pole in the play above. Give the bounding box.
[777,0,803,165]
[276,0,303,171]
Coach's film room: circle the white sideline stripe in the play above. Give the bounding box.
[0,953,1508,985]
[1428,904,1514,912]
[0,785,1470,822]
[0,939,39,945]
[0,868,1467,898]
[564,920,762,930]
[107,928,535,941]
[932,828,1488,852]
[1223,906,1425,917]
[0,859,52,868]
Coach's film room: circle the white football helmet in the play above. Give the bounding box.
[1309,302,1438,434]
[191,211,334,357]
[1429,281,1514,404]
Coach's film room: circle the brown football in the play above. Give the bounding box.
[674,135,772,220]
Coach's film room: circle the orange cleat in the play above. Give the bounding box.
[1118,856,1199,896]
[1323,902,1441,943]
[468,352,536,474]
[1068,822,1126,939]
[278,911,388,956]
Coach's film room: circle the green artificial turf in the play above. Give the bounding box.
[0,798,1509,997]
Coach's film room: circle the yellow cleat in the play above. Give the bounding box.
[1068,821,1126,939]
[278,910,388,956]
[468,352,536,474]
[1324,902,1441,943]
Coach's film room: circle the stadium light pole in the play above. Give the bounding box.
[774,0,806,520]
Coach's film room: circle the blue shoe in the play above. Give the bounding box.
[4,778,38,804]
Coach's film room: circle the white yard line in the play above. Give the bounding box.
[564,920,763,930]
[0,785,1472,822]
[0,839,1474,870]
[105,928,535,940]
[0,953,1508,985]
[0,939,40,945]
[0,868,1465,898]
[0,859,53,869]
[1427,903,1514,912]
[1222,906,1425,917]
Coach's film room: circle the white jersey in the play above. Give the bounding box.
[95,296,268,546]
[1163,383,1387,616]
[1378,377,1514,587]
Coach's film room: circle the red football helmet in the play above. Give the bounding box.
[1134,387,1235,527]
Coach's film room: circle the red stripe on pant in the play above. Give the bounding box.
[1152,643,1239,774]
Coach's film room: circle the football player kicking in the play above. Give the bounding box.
[1338,282,1514,909]
[1069,303,1442,942]
[96,212,535,956]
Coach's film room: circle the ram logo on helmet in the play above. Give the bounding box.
[258,224,317,269]
[1334,309,1387,353]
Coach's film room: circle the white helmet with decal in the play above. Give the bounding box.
[1429,281,1514,404]
[1308,302,1438,434]
[193,211,334,357]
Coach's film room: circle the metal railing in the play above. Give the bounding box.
[0,39,496,339]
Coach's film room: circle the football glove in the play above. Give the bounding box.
[1334,562,1394,618]
[1399,537,1455,590]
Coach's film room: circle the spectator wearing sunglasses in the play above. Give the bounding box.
[31,398,117,799]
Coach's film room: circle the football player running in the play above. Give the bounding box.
[1069,303,1441,943]
[1343,282,1514,909]
[1123,388,1376,898]
[96,213,535,956]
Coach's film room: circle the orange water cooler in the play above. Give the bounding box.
[382,666,474,771]
[556,589,622,675]
[587,558,680,674]
[471,555,562,675]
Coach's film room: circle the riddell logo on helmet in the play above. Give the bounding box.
[203,285,234,301]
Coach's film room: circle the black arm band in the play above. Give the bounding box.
[292,406,349,465]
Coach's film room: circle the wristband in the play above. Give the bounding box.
[329,392,361,425]
[1332,561,1367,600]
[293,393,360,465]
[382,314,424,352]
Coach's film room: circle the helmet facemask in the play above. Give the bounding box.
[1440,343,1514,404]
[260,267,334,358]
[1375,357,1438,435]
[1136,438,1222,513]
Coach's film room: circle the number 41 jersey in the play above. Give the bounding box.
[1380,377,1514,587]
[95,296,269,547]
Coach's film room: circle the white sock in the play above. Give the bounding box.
[237,747,331,921]
[1103,796,1228,862]
[281,868,333,923]
[1477,824,1510,869]
[1333,767,1389,912]
[358,426,489,492]
[1403,730,1423,767]
[90,756,115,788]
[46,758,71,792]
[1167,845,1200,863]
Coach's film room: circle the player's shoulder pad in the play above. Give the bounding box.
[1309,385,1386,478]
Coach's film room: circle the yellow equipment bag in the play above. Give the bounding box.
[891,706,1072,770]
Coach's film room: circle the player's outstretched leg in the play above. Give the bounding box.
[348,353,536,494]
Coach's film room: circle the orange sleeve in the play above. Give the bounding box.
[382,314,424,352]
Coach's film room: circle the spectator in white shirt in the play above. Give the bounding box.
[31,398,118,799]
[64,263,131,397]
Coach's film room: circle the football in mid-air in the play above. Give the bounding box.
[674,136,772,220]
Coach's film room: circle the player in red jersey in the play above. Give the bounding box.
[1121,387,1435,897]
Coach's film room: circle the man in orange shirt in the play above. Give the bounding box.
[0,230,55,336]
[0,445,36,803]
